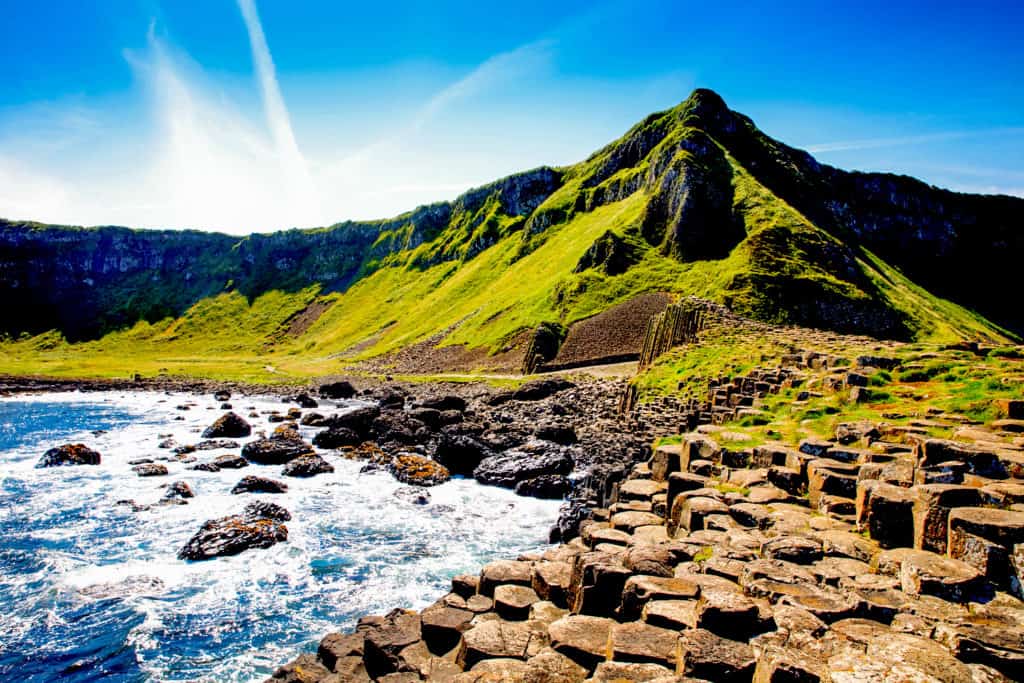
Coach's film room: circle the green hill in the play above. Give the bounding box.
[0,89,1019,382]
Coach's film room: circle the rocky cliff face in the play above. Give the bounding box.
[2,89,1021,344]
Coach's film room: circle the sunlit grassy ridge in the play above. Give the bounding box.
[1,90,1017,383]
[633,320,1024,452]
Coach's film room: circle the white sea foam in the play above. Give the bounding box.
[0,390,561,682]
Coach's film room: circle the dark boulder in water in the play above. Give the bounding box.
[214,453,248,469]
[195,439,240,451]
[515,474,571,499]
[319,381,356,399]
[394,486,432,505]
[313,426,362,448]
[390,454,450,487]
[133,463,169,477]
[163,481,195,500]
[433,433,493,475]
[37,443,101,468]
[281,454,335,478]
[324,405,381,436]
[550,501,592,543]
[408,407,442,429]
[473,440,574,489]
[244,500,291,521]
[294,393,319,409]
[213,390,231,402]
[177,503,289,561]
[231,475,289,494]
[242,437,313,465]
[299,411,328,427]
[201,411,251,439]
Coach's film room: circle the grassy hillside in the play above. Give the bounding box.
[1,90,1018,383]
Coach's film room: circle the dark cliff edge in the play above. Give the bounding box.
[1,88,1021,345]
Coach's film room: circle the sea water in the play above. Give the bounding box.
[0,391,561,682]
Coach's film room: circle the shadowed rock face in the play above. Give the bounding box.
[177,502,289,561]
[3,89,1023,347]
[36,443,101,467]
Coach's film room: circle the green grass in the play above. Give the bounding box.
[1,89,1016,383]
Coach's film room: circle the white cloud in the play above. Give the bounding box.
[236,0,319,225]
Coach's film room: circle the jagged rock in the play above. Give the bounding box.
[37,443,101,467]
[312,426,362,448]
[133,463,168,477]
[319,381,356,399]
[417,395,466,412]
[163,481,194,500]
[670,495,729,535]
[933,612,1024,679]
[513,378,575,401]
[281,453,334,478]
[301,412,332,428]
[243,501,290,522]
[394,487,431,505]
[293,393,318,409]
[535,423,578,445]
[178,503,289,560]
[919,439,1006,478]
[623,545,674,578]
[389,454,450,486]
[434,433,493,475]
[201,411,251,439]
[231,475,288,494]
[214,453,248,469]
[610,510,663,532]
[515,474,571,499]
[241,437,313,465]
[474,442,573,488]
[325,405,381,436]
[194,438,240,451]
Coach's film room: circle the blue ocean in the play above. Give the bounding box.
[0,392,559,682]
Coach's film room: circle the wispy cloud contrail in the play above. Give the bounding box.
[236,0,318,222]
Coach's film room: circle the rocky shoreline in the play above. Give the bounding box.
[17,373,659,558]
[13,356,1024,682]
[260,355,1024,683]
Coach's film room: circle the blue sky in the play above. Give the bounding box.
[0,0,1021,234]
